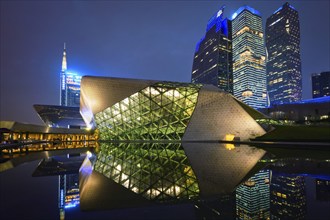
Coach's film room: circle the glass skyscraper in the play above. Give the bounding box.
[266,3,302,105]
[60,44,81,107]
[192,6,233,94]
[232,6,267,109]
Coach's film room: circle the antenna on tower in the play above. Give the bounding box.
[64,42,66,50]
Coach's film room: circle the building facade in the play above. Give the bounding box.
[80,76,266,141]
[60,44,81,107]
[312,71,330,98]
[33,105,86,128]
[266,2,302,105]
[258,96,330,122]
[232,6,267,109]
[192,6,233,94]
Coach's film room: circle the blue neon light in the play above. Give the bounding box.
[268,96,330,108]
[206,5,225,32]
[273,4,296,14]
[289,5,296,10]
[231,5,262,20]
[221,18,229,37]
[195,37,205,52]
[64,201,80,209]
[273,6,283,14]
[296,96,330,104]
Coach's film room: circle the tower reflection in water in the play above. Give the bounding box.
[58,174,80,213]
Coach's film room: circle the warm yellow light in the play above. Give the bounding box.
[86,151,92,159]
[225,134,235,141]
[242,90,253,97]
[225,143,235,150]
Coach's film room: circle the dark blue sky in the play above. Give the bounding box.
[1,0,329,125]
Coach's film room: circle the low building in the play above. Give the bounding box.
[34,104,86,129]
[0,121,95,143]
[258,96,330,123]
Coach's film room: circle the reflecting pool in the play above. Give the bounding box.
[0,142,329,219]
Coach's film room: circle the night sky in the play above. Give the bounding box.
[1,0,329,125]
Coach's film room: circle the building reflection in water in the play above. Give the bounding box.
[236,169,271,220]
[26,141,330,219]
[79,142,266,211]
[316,178,330,201]
[270,173,306,219]
[58,174,80,209]
[93,142,200,201]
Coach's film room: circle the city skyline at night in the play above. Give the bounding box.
[1,1,329,124]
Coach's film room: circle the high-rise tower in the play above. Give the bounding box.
[232,6,267,109]
[192,6,233,94]
[60,43,67,106]
[266,2,302,105]
[60,43,81,107]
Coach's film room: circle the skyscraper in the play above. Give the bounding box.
[60,43,81,107]
[312,71,330,98]
[266,2,302,105]
[232,6,267,109]
[192,6,233,94]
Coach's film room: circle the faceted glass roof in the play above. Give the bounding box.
[95,82,201,141]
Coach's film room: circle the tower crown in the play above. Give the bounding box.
[61,43,67,72]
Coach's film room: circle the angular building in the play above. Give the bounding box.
[192,6,233,94]
[60,44,82,107]
[312,71,330,98]
[266,2,302,105]
[79,142,266,210]
[80,76,266,141]
[232,6,267,109]
[33,104,86,128]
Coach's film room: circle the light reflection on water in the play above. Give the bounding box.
[0,142,329,220]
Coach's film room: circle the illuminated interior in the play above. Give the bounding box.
[94,142,199,201]
[95,82,201,141]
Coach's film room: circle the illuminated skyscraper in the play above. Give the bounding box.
[266,2,302,105]
[192,6,233,94]
[312,71,330,98]
[232,6,267,109]
[60,43,81,107]
[236,169,270,220]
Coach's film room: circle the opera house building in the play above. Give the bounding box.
[80,76,266,142]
